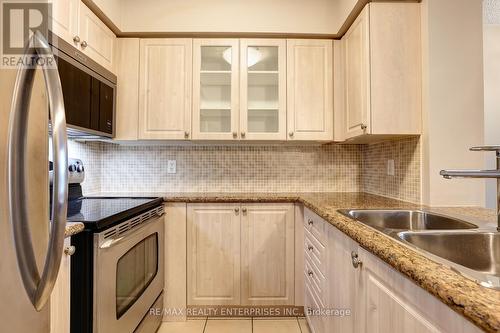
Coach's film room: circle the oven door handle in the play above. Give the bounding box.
[8,31,68,311]
[99,236,127,249]
[98,212,164,250]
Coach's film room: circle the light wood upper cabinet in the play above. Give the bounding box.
[139,39,192,140]
[192,39,240,140]
[287,39,333,141]
[241,203,294,305]
[79,3,116,71]
[49,0,80,47]
[187,203,241,305]
[240,39,287,140]
[114,38,140,140]
[340,3,421,141]
[49,1,116,72]
[343,8,371,139]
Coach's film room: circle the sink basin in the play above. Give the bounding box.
[399,232,500,275]
[340,209,478,231]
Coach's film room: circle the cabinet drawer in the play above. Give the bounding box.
[305,284,326,333]
[304,259,327,307]
[304,228,326,275]
[304,208,327,245]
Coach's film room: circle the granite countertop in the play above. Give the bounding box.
[98,192,500,332]
[65,222,84,238]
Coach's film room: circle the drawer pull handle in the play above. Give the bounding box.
[234,208,239,214]
[307,218,313,226]
[308,245,314,251]
[308,270,314,277]
[351,251,362,269]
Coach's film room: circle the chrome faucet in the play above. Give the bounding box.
[440,146,500,231]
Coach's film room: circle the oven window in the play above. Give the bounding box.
[116,233,158,318]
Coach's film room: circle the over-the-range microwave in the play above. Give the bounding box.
[49,33,117,138]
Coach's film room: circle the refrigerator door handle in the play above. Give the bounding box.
[7,31,68,311]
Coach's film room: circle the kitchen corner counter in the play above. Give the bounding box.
[65,222,84,238]
[98,192,499,332]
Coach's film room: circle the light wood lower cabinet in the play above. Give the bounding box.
[304,209,482,333]
[186,203,295,306]
[241,204,295,305]
[327,225,357,333]
[50,238,72,333]
[187,203,241,305]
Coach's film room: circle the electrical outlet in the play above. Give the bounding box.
[167,160,176,174]
[387,159,395,176]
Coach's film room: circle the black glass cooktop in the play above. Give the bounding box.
[67,197,163,231]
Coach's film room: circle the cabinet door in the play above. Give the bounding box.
[114,38,139,140]
[79,3,115,71]
[326,225,358,333]
[50,238,72,333]
[241,203,294,305]
[343,6,371,139]
[138,39,192,140]
[192,39,239,140]
[287,39,333,141]
[49,0,80,47]
[240,39,286,140]
[187,204,241,305]
[356,248,481,333]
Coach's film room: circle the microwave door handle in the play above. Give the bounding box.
[7,31,68,311]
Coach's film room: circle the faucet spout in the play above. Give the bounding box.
[440,170,500,179]
[440,146,500,232]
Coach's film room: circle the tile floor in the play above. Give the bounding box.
[158,317,311,333]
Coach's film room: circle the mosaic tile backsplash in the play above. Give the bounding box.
[362,137,421,204]
[69,137,421,203]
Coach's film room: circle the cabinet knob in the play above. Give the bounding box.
[308,245,314,252]
[289,131,294,137]
[351,251,362,268]
[308,270,314,277]
[234,208,239,214]
[81,40,88,49]
[73,35,81,44]
[361,124,367,131]
[242,207,247,214]
[184,131,190,139]
[307,218,313,226]
[241,132,246,138]
[232,132,238,138]
[64,245,76,256]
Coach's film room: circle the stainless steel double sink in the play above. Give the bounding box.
[339,209,500,289]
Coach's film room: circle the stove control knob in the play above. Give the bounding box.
[68,164,77,172]
[77,165,84,173]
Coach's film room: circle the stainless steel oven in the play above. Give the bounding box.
[93,205,165,333]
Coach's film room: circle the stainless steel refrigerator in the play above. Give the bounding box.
[0,32,68,333]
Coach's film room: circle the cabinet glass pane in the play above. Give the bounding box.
[200,109,231,132]
[247,46,278,71]
[199,45,233,133]
[201,46,232,71]
[246,46,280,134]
[248,110,279,133]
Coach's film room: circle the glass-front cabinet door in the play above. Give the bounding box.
[240,39,286,140]
[192,39,239,140]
